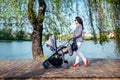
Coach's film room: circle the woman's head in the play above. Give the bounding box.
[74,16,84,30]
[75,16,83,26]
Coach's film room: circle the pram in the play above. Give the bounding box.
[42,35,74,69]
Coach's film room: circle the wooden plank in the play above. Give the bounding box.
[0,58,119,79]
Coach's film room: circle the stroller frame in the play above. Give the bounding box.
[42,35,72,69]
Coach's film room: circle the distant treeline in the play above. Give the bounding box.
[0,28,114,41]
[0,28,31,41]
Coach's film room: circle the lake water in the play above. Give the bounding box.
[0,40,120,59]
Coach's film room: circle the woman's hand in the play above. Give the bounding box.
[70,33,74,39]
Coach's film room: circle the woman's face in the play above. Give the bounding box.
[75,20,78,25]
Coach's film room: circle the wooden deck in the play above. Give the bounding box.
[0,58,120,80]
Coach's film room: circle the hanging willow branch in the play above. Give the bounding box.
[87,0,120,53]
[97,0,109,44]
[87,0,97,43]
[112,3,120,53]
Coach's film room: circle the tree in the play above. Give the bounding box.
[43,0,73,40]
[86,0,120,53]
[28,0,74,59]
[107,0,120,53]
[0,0,29,33]
[28,0,46,59]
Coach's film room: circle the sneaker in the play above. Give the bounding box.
[72,63,79,68]
[84,59,89,67]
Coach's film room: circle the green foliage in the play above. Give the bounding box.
[43,0,73,40]
[0,0,31,40]
[114,27,120,53]
[0,28,14,40]
[0,0,22,17]
[0,0,28,30]
[106,0,120,4]
[99,33,109,45]
[0,29,31,41]
[15,30,25,40]
[86,0,120,53]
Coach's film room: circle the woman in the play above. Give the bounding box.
[72,16,89,67]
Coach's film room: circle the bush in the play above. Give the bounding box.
[0,28,14,40]
[15,30,25,40]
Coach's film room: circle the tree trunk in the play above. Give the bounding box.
[28,0,46,59]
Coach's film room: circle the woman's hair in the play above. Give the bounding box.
[75,16,84,30]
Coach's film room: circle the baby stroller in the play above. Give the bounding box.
[42,35,74,69]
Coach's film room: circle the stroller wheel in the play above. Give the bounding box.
[62,63,69,69]
[64,60,68,64]
[43,61,49,69]
[62,60,69,69]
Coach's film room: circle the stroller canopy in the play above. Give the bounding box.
[46,35,57,51]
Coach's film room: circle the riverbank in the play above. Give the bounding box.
[0,58,120,80]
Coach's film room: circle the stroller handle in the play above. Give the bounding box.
[67,38,74,43]
[60,38,73,47]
